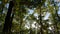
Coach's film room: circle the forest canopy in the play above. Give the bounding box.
[0,0,60,34]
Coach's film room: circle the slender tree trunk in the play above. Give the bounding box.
[54,10,59,34]
[37,6,43,34]
[2,1,14,34]
[54,3,59,34]
[19,6,23,34]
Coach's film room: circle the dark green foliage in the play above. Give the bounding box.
[0,0,60,34]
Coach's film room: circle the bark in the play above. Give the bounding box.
[54,3,59,34]
[39,6,43,34]
[37,6,43,34]
[2,1,14,34]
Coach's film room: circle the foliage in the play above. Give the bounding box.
[0,0,60,34]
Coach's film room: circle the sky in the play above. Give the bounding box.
[58,2,60,14]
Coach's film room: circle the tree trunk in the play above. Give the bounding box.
[37,6,43,34]
[2,1,14,34]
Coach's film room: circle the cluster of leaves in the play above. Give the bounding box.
[0,0,60,34]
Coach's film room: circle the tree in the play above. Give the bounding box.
[2,1,14,34]
[0,0,60,34]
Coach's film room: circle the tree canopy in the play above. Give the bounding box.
[0,0,60,34]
